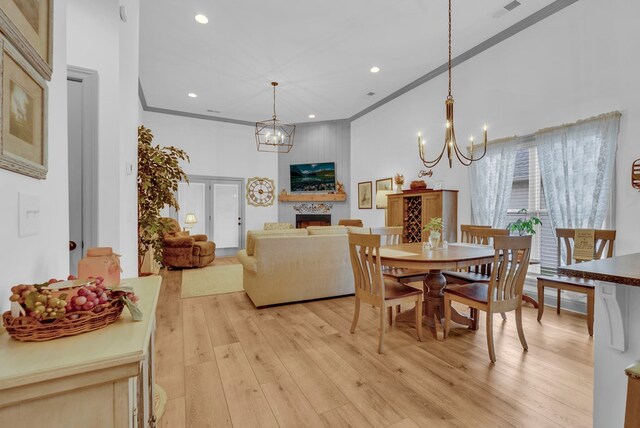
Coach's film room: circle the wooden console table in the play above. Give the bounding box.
[0,275,162,428]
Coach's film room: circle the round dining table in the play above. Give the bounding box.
[378,242,496,340]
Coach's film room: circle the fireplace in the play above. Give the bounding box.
[296,214,331,228]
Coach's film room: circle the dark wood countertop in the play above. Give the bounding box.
[558,253,640,287]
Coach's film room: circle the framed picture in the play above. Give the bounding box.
[375,177,393,208]
[0,37,48,179]
[358,181,372,209]
[0,0,53,80]
[433,180,444,190]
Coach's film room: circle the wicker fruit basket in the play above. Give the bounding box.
[2,300,124,342]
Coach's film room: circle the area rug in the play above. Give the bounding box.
[181,264,244,298]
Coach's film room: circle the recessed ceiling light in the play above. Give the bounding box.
[194,14,208,24]
[188,92,198,98]
[370,66,380,73]
[308,114,316,119]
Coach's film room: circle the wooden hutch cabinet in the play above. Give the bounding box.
[386,190,458,243]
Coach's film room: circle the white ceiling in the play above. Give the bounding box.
[139,0,557,124]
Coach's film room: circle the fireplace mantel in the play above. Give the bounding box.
[279,193,346,202]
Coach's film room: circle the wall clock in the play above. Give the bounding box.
[246,177,275,207]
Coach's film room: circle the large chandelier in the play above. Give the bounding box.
[417,0,488,170]
[255,82,295,153]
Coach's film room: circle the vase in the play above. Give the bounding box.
[396,183,403,193]
[429,231,441,249]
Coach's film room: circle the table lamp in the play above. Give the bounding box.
[375,190,393,224]
[184,212,198,232]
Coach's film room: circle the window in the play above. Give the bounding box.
[505,141,555,275]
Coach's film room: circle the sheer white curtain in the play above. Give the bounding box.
[469,137,519,228]
[536,112,620,231]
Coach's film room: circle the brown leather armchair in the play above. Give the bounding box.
[160,218,216,268]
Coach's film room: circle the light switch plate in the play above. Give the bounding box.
[125,161,133,176]
[19,193,40,237]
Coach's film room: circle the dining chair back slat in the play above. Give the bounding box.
[556,228,616,266]
[349,233,384,301]
[490,235,531,305]
[460,224,490,243]
[370,226,402,246]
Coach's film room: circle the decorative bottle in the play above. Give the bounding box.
[78,247,122,287]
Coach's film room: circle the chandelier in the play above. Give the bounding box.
[255,82,295,153]
[417,0,488,170]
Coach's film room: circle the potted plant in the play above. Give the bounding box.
[507,209,542,236]
[424,217,444,248]
[137,125,190,274]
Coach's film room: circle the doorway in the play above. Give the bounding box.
[67,67,99,274]
[177,176,245,257]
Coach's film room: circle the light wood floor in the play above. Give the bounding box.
[156,257,593,428]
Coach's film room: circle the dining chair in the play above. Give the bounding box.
[537,228,616,336]
[444,235,532,363]
[444,227,509,284]
[460,224,491,243]
[348,232,423,353]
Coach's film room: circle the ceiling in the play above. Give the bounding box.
[139,0,559,124]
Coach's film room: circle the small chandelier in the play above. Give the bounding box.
[417,0,488,170]
[255,82,295,153]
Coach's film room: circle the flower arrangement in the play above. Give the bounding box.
[394,173,405,192]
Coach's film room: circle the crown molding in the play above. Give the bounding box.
[138,0,580,126]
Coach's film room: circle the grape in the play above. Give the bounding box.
[67,274,77,280]
[75,296,87,306]
[87,292,97,301]
[82,301,95,311]
[98,295,108,304]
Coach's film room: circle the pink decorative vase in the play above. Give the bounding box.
[78,247,122,287]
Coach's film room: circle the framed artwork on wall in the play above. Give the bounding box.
[0,37,48,179]
[375,177,392,208]
[358,181,372,209]
[0,0,53,80]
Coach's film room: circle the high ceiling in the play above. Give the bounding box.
[139,0,557,124]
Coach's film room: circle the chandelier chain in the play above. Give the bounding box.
[448,0,452,97]
[272,85,277,120]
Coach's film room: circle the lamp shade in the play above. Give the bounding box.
[375,190,393,209]
[184,213,198,225]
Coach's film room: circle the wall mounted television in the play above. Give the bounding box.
[290,162,336,192]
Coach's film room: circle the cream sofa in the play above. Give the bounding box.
[237,227,356,307]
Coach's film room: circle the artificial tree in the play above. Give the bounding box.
[137,125,190,273]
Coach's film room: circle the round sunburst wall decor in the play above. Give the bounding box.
[246,177,275,207]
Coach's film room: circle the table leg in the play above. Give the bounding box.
[396,270,479,339]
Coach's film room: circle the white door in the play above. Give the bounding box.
[176,177,244,257]
[177,181,207,236]
[68,79,83,274]
[213,182,240,251]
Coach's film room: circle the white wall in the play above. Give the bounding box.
[140,111,279,236]
[0,0,68,312]
[351,0,640,256]
[119,0,141,275]
[67,0,140,276]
